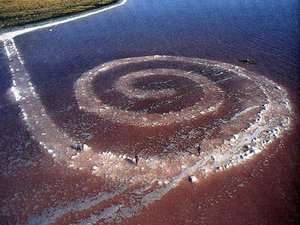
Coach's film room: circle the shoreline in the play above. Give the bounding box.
[0,0,127,41]
[0,0,118,30]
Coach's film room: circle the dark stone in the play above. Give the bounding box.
[197,145,201,155]
[125,158,136,165]
[135,155,139,165]
[71,143,84,151]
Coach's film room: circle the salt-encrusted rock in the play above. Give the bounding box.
[92,165,98,171]
[188,175,198,183]
[83,144,91,151]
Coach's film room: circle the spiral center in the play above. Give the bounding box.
[93,69,207,113]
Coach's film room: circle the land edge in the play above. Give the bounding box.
[0,0,120,29]
[0,0,127,41]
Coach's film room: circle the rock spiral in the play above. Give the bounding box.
[4,42,292,224]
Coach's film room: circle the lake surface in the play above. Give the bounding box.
[0,0,299,224]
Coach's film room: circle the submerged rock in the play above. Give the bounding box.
[238,58,257,64]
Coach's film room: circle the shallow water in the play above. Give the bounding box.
[0,0,299,224]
